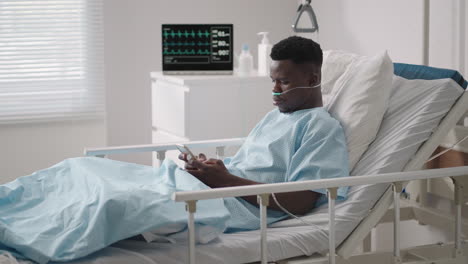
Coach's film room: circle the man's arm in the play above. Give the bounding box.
[183,154,319,215]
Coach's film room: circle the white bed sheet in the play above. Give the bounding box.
[55,77,463,264]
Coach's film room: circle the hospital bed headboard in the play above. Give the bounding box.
[394,62,467,89]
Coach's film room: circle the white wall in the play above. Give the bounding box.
[302,0,468,76]
[429,0,468,76]
[0,120,106,184]
[303,0,425,64]
[104,0,297,165]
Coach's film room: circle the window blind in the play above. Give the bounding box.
[0,0,104,124]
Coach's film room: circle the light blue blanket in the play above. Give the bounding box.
[0,157,230,263]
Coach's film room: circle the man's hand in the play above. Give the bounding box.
[178,153,232,188]
[178,152,206,170]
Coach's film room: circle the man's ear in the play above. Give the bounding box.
[315,71,321,84]
[309,69,321,86]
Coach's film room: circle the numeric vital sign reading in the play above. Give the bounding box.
[162,24,233,73]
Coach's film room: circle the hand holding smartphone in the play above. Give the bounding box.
[175,144,196,161]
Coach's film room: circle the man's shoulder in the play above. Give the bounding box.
[302,107,338,124]
[302,108,344,134]
[258,108,281,122]
[259,107,341,130]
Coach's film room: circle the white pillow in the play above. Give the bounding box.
[321,50,394,171]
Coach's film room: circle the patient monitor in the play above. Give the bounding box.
[162,24,233,75]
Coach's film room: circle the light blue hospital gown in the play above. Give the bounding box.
[0,107,348,263]
[223,107,349,232]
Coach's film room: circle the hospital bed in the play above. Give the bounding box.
[80,61,468,264]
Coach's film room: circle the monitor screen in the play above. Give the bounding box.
[162,24,233,74]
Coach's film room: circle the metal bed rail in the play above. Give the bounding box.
[84,138,245,165]
[172,166,468,264]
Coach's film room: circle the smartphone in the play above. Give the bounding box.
[175,144,196,161]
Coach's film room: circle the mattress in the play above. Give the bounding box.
[47,73,465,264]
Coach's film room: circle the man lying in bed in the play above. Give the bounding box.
[179,36,349,232]
[0,36,348,263]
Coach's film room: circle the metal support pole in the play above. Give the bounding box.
[422,0,430,66]
[258,193,270,264]
[156,151,166,167]
[363,232,372,252]
[419,179,428,207]
[453,178,464,258]
[216,146,225,159]
[393,182,403,263]
[185,200,197,264]
[327,188,338,264]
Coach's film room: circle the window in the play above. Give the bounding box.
[0,0,104,124]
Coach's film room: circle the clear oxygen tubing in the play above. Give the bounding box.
[271,193,330,239]
[425,134,468,163]
[272,82,321,96]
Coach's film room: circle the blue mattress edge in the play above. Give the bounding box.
[394,63,467,90]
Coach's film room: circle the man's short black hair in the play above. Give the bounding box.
[270,36,323,66]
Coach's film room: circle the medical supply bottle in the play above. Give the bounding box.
[257,32,272,76]
[238,44,253,76]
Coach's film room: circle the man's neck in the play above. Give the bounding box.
[298,92,323,110]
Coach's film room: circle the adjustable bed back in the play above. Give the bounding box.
[336,63,468,258]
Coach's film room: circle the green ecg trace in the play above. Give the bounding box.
[163,42,210,46]
[163,30,210,38]
[163,49,210,55]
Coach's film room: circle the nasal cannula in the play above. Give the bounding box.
[272,82,321,96]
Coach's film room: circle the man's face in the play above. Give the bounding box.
[270,60,318,113]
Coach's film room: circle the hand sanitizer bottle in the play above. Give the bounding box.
[238,44,253,76]
[257,32,272,76]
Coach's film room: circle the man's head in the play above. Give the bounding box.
[270,36,323,113]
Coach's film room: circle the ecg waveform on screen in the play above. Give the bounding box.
[163,30,211,38]
[163,49,211,55]
[162,25,232,65]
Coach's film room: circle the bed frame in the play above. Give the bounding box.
[85,90,468,264]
